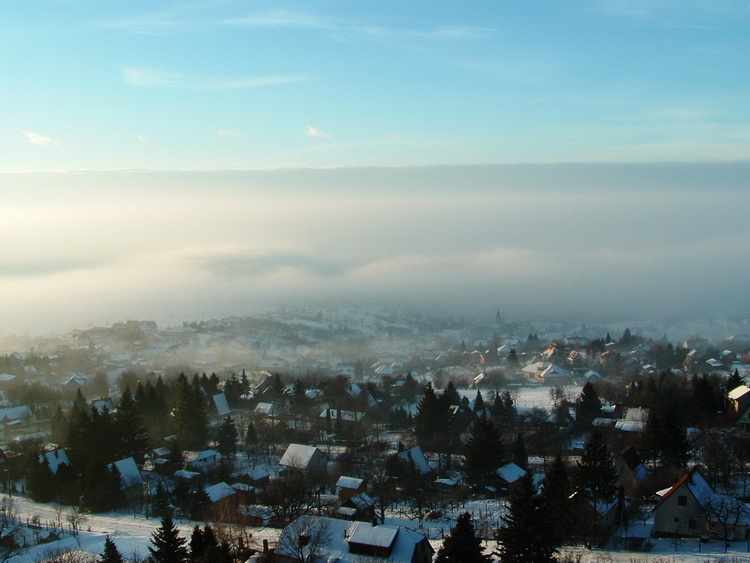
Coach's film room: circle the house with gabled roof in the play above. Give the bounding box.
[275,515,433,563]
[279,444,328,478]
[614,447,650,496]
[729,385,750,415]
[653,467,749,540]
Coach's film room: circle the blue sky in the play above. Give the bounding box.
[1,2,749,334]
[3,0,750,171]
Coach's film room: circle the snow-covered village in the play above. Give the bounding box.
[0,308,749,562]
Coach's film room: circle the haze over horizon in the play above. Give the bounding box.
[2,2,748,334]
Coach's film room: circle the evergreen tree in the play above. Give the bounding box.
[575,381,601,429]
[473,390,485,413]
[435,511,489,563]
[573,430,618,546]
[152,480,172,519]
[100,535,124,563]
[215,416,237,457]
[173,374,208,450]
[28,453,55,503]
[414,382,449,453]
[727,369,745,393]
[511,432,528,471]
[148,515,188,563]
[539,453,573,544]
[491,391,517,426]
[441,381,461,407]
[497,474,558,562]
[644,407,691,470]
[573,430,617,503]
[463,415,506,491]
[116,386,149,463]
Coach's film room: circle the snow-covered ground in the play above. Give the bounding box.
[8,496,279,562]
[10,494,750,562]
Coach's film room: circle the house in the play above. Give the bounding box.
[109,457,143,489]
[275,516,433,563]
[109,457,144,503]
[279,444,328,478]
[496,463,527,493]
[39,448,71,475]
[212,393,231,417]
[336,476,367,501]
[388,445,431,477]
[569,491,619,545]
[614,447,650,496]
[204,482,239,522]
[653,467,749,540]
[240,467,270,489]
[185,449,218,472]
[335,492,376,522]
[729,385,750,415]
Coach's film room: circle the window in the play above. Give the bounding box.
[674,517,679,523]
[689,520,696,529]
[678,495,687,506]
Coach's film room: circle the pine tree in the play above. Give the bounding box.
[473,390,485,413]
[573,430,617,503]
[173,374,208,450]
[497,474,558,562]
[414,382,449,453]
[462,415,506,491]
[215,416,237,457]
[151,480,172,519]
[435,512,489,562]
[511,432,528,471]
[148,515,188,563]
[116,386,149,463]
[575,381,601,428]
[573,430,618,546]
[100,535,124,563]
[28,453,55,503]
[539,453,573,544]
[441,381,461,407]
[727,369,745,393]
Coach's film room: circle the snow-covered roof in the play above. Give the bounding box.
[254,402,277,416]
[110,457,143,486]
[349,522,397,548]
[245,467,270,481]
[40,448,70,474]
[336,476,364,490]
[497,462,527,484]
[212,393,231,416]
[395,446,431,475]
[729,385,750,400]
[205,482,236,503]
[280,443,324,470]
[0,405,32,421]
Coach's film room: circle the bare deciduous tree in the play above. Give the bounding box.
[276,516,332,563]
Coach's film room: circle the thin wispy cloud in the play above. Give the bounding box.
[123,67,310,90]
[360,25,496,41]
[306,126,331,139]
[221,10,333,29]
[23,131,58,146]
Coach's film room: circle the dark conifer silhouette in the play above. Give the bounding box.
[148,515,188,563]
[435,511,489,562]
